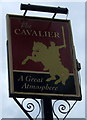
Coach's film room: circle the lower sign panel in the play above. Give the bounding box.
[11,70,81,100]
[13,71,76,94]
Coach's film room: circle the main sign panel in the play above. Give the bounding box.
[7,14,82,100]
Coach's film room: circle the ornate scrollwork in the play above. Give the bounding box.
[13,97,77,120]
[52,100,77,120]
[58,101,70,114]
[21,98,41,119]
[22,99,35,112]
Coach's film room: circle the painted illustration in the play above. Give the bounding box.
[22,26,69,85]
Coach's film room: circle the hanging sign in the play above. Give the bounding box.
[7,14,82,100]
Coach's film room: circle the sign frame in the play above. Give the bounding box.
[6,14,82,100]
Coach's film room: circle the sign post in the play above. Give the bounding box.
[6,4,82,119]
[41,98,53,120]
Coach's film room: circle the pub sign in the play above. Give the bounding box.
[6,14,82,100]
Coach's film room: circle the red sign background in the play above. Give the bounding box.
[10,17,73,73]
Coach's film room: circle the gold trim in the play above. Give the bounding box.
[13,70,50,74]
[13,69,74,75]
[14,91,78,97]
[67,20,81,97]
[6,14,14,93]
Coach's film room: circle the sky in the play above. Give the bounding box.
[0,0,86,119]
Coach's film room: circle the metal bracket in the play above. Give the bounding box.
[13,97,33,120]
[20,3,69,17]
[76,59,81,71]
[52,100,77,120]
[13,97,41,120]
[13,97,78,120]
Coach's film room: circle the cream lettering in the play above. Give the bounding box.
[14,29,60,38]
